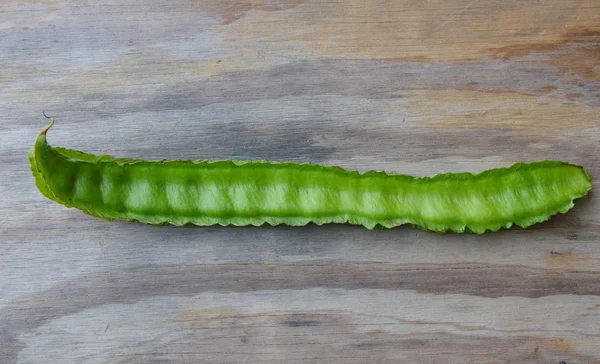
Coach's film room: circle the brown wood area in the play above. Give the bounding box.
[1,1,599,363]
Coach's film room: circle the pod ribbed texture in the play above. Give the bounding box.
[30,121,592,233]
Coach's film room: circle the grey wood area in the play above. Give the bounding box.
[1,0,599,363]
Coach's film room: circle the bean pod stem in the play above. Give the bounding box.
[30,119,592,233]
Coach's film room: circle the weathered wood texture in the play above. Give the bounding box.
[1,0,599,363]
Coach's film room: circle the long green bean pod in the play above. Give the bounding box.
[29,119,592,233]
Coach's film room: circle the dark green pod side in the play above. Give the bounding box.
[30,120,592,233]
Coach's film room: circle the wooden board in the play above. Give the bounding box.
[1,0,599,363]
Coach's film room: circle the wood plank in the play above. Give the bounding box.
[1,0,598,363]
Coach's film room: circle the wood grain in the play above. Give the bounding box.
[1,0,599,363]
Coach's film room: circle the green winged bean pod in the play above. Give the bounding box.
[29,119,592,233]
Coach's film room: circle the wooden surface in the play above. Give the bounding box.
[1,0,599,363]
